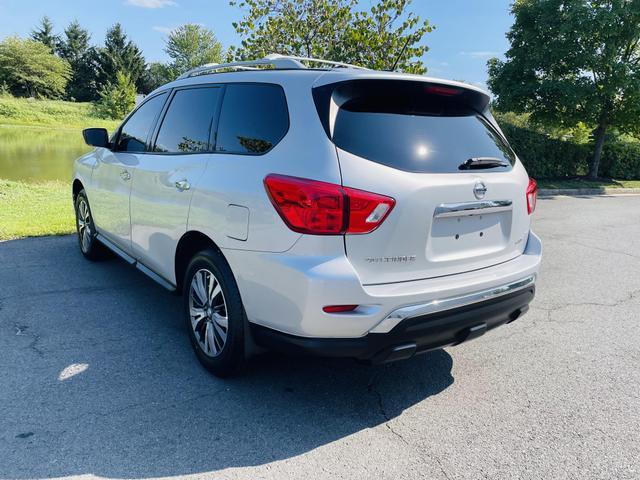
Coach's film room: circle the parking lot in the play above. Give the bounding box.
[1,195,639,479]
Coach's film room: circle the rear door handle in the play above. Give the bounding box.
[120,169,131,181]
[175,180,191,191]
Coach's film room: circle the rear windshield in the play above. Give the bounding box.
[313,80,516,174]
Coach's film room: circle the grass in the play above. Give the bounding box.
[537,178,640,190]
[0,95,119,130]
[0,179,74,241]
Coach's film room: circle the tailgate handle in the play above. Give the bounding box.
[434,200,512,218]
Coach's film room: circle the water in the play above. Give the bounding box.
[0,125,91,182]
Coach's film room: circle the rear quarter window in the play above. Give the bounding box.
[216,83,289,155]
[314,80,515,174]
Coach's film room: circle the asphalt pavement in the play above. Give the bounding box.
[0,195,639,479]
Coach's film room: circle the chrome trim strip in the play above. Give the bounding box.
[433,200,513,218]
[136,262,176,292]
[96,233,135,264]
[369,275,536,334]
[96,233,176,291]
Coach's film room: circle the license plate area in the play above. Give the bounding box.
[427,211,512,262]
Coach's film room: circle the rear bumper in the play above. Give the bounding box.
[223,231,542,338]
[250,283,535,363]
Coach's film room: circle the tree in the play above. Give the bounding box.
[58,20,100,101]
[229,0,433,73]
[340,0,433,73]
[140,62,176,94]
[58,20,90,64]
[487,0,640,179]
[164,24,224,75]
[95,70,136,119]
[97,24,146,91]
[0,37,71,98]
[31,16,60,52]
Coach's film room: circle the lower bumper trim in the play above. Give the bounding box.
[370,274,536,333]
[250,284,535,364]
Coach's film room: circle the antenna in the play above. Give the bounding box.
[390,35,412,72]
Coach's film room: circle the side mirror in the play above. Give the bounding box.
[82,128,110,148]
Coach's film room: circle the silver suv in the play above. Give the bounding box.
[74,54,541,376]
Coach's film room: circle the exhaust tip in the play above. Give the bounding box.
[372,343,417,364]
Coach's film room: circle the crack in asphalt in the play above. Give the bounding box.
[13,323,44,357]
[544,234,640,261]
[367,369,454,480]
[497,289,640,342]
[539,288,640,312]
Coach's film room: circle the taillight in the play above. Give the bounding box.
[344,187,395,234]
[264,174,395,235]
[526,178,538,215]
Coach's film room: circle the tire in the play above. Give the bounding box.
[74,190,107,261]
[183,249,246,377]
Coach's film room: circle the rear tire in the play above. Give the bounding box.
[183,249,246,377]
[74,190,107,261]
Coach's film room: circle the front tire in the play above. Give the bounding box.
[183,249,246,377]
[74,190,106,261]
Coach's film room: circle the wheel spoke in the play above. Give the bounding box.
[206,322,217,355]
[212,312,228,330]
[203,322,210,353]
[212,318,227,344]
[190,306,207,329]
[210,283,222,304]
[194,272,208,305]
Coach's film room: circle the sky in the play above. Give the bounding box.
[0,0,514,89]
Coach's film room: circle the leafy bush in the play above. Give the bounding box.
[94,71,136,120]
[496,114,639,179]
[600,141,640,180]
[0,37,71,98]
[499,122,590,178]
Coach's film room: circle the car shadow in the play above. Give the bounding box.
[0,236,454,478]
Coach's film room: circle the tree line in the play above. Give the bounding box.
[0,0,638,179]
[0,17,224,102]
[0,0,431,105]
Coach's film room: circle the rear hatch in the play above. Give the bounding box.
[313,77,532,285]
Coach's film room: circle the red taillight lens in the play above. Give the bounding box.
[323,305,358,313]
[344,187,395,234]
[264,174,395,235]
[526,178,538,215]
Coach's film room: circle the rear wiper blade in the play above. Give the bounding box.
[458,157,510,170]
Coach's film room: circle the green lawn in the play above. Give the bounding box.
[0,179,75,241]
[537,178,640,190]
[0,95,119,130]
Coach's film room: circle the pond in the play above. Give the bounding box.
[0,125,92,182]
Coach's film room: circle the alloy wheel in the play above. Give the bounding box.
[188,268,229,357]
[77,198,92,253]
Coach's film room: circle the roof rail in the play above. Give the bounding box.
[176,53,367,79]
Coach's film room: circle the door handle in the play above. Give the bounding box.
[175,179,191,191]
[120,169,131,181]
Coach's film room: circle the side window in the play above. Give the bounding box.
[216,84,289,154]
[154,87,222,153]
[116,93,167,152]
